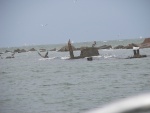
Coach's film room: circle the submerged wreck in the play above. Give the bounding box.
[68,39,99,60]
[127,47,147,59]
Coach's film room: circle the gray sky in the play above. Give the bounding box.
[0,0,150,47]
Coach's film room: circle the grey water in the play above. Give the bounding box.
[0,39,150,113]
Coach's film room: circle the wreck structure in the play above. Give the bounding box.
[128,47,147,59]
[68,39,99,59]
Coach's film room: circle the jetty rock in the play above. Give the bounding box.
[98,45,112,49]
[20,49,26,53]
[29,48,36,51]
[39,49,46,52]
[58,45,76,52]
[142,38,150,44]
[14,49,21,53]
[14,49,26,53]
[124,43,139,49]
[49,48,56,51]
[80,47,99,58]
[140,38,150,48]
[5,50,12,53]
[114,45,125,49]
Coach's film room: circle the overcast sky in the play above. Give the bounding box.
[0,0,150,47]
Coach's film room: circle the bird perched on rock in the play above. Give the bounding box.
[92,41,96,47]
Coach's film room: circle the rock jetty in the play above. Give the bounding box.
[140,38,150,48]
[29,48,36,51]
[14,49,26,53]
[98,45,112,49]
[58,45,76,52]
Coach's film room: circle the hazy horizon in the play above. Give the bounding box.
[0,0,150,47]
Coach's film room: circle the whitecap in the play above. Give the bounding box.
[61,56,70,60]
[38,57,56,61]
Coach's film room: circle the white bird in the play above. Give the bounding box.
[41,24,48,27]
[73,0,77,3]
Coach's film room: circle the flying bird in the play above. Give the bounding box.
[38,51,49,58]
[73,0,77,3]
[41,24,48,27]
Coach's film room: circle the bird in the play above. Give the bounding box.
[41,24,48,27]
[73,0,77,3]
[38,51,49,58]
[0,55,3,59]
[92,41,96,47]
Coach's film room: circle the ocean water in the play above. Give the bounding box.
[0,39,150,113]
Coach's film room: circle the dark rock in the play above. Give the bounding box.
[6,56,14,59]
[29,48,36,51]
[87,57,93,61]
[124,43,139,49]
[140,38,150,48]
[5,50,12,53]
[76,48,81,51]
[14,49,26,53]
[140,43,150,48]
[14,49,21,53]
[98,45,112,49]
[127,55,147,59]
[20,49,26,53]
[114,45,125,49]
[5,52,15,59]
[58,45,76,52]
[39,49,46,52]
[142,38,150,44]
[49,48,56,51]
[80,47,99,58]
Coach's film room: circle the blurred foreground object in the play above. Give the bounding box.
[85,93,150,113]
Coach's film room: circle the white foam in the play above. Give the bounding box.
[38,57,56,61]
[61,56,70,60]
[133,47,139,50]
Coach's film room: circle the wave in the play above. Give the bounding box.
[38,56,70,61]
[60,56,70,60]
[85,55,117,60]
[38,54,123,61]
[38,57,56,61]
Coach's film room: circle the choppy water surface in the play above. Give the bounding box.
[0,40,150,113]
